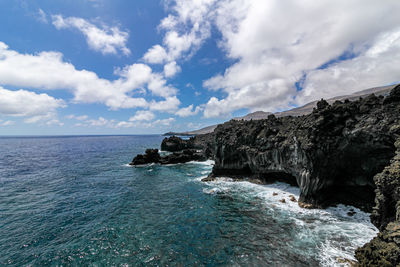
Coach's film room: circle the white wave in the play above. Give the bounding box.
[200,178,378,266]
[131,163,157,168]
[187,159,215,166]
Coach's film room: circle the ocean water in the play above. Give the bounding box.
[0,135,378,266]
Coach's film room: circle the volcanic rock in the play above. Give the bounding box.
[210,85,400,210]
[129,149,161,165]
[130,149,207,166]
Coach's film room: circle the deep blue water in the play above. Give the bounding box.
[0,135,377,266]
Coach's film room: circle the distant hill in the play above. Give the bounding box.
[164,83,399,136]
[233,111,272,120]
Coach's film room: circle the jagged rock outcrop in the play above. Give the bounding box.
[129,149,161,165]
[355,138,400,265]
[209,85,400,211]
[206,85,400,264]
[161,133,215,158]
[355,222,400,266]
[161,136,192,152]
[130,149,207,165]
[371,138,400,231]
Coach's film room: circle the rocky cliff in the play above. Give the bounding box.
[210,88,400,210]
[354,138,400,265]
[207,84,400,263]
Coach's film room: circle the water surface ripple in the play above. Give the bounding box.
[0,136,377,266]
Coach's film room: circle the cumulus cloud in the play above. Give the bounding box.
[143,45,168,64]
[52,14,130,56]
[190,0,400,117]
[143,0,216,65]
[0,42,180,112]
[129,110,155,121]
[72,115,175,129]
[0,86,65,124]
[176,104,202,117]
[163,61,181,77]
[149,96,181,112]
[297,28,400,104]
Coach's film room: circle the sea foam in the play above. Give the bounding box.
[200,177,378,266]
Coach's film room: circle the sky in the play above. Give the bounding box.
[0,0,399,135]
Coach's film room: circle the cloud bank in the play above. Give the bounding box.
[0,42,180,112]
[153,0,400,118]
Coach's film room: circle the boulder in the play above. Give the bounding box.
[129,149,161,165]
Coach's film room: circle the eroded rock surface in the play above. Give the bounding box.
[355,138,400,265]
[161,133,215,158]
[210,85,400,210]
[130,149,207,165]
[355,222,400,266]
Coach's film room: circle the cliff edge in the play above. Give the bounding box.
[207,85,400,263]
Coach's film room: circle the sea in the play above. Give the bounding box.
[0,135,378,266]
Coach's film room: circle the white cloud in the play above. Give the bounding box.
[297,28,400,104]
[153,117,175,126]
[37,8,48,24]
[176,104,202,117]
[143,45,168,64]
[149,96,181,112]
[115,118,175,128]
[87,116,116,127]
[129,110,155,121]
[197,0,400,117]
[163,61,181,77]
[0,86,65,124]
[71,115,175,129]
[66,114,89,121]
[143,0,216,65]
[52,15,130,56]
[1,120,15,126]
[0,42,180,112]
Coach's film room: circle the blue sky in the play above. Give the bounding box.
[0,0,399,135]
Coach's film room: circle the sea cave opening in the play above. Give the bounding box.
[259,171,298,187]
[315,144,396,212]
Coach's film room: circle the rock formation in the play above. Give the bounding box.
[209,86,400,211]
[133,85,400,263]
[161,134,215,158]
[355,137,400,265]
[129,149,161,165]
[205,84,400,264]
[130,148,207,165]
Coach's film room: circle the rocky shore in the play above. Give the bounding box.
[129,134,214,165]
[131,84,400,264]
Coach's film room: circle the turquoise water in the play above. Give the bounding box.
[0,135,377,266]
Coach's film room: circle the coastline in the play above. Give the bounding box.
[139,84,400,265]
